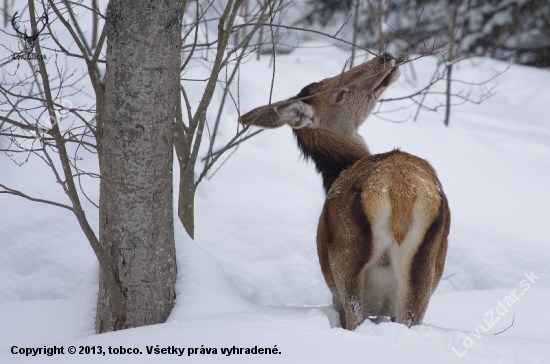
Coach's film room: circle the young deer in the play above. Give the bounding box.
[239,52,450,330]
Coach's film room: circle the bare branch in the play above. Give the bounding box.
[494,313,516,335]
[0,183,74,211]
[62,0,93,56]
[196,124,251,186]
[201,128,263,161]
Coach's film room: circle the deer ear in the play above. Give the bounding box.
[239,105,284,129]
[274,101,315,129]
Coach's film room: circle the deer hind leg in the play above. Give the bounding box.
[325,241,375,331]
[431,195,450,293]
[317,208,349,329]
[390,201,446,327]
[324,194,373,331]
[325,240,371,330]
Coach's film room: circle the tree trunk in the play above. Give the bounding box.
[97,0,183,333]
[444,62,452,127]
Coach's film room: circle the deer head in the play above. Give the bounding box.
[239,52,401,141]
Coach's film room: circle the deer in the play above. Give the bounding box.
[239,52,450,330]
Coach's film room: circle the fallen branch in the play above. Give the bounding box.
[494,312,515,335]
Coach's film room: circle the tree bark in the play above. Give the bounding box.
[97,0,183,333]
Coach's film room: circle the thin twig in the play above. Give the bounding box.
[494,313,516,335]
[201,128,263,161]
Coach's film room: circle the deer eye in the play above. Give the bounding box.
[335,88,350,103]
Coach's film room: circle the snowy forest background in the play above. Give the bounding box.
[308,0,550,68]
[1,0,550,363]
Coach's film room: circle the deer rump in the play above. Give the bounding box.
[317,149,450,330]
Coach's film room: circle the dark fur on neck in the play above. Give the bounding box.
[293,128,370,194]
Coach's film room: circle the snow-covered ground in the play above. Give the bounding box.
[1,42,550,363]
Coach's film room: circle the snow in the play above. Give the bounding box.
[1,232,549,363]
[1,42,550,363]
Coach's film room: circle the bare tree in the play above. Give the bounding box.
[439,0,470,126]
[174,0,286,238]
[1,0,183,332]
[0,0,287,332]
[0,0,130,329]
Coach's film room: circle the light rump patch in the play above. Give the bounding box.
[360,151,442,246]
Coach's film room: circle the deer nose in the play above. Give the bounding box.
[379,52,395,62]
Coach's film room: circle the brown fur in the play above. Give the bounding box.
[315,148,448,329]
[239,53,450,330]
[359,152,442,246]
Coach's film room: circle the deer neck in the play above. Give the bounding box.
[293,128,370,194]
